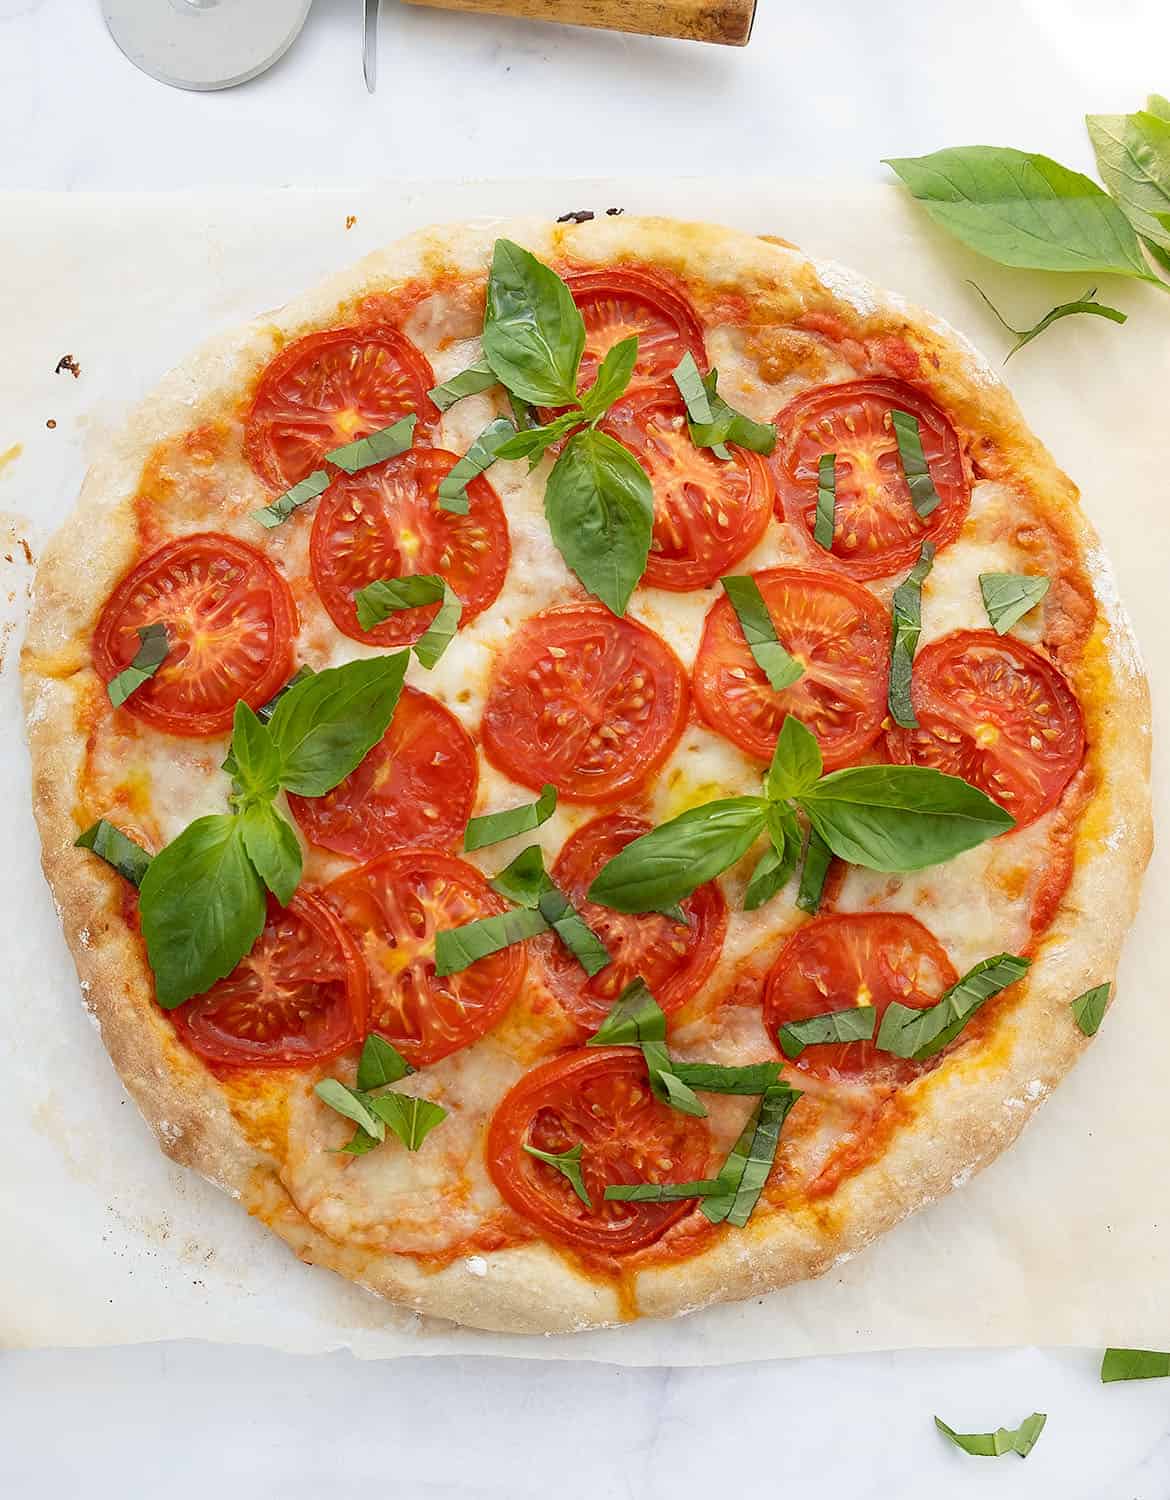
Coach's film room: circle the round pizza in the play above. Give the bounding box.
[21,215,1151,1333]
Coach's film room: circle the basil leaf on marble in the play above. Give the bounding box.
[437,418,517,514]
[482,239,585,407]
[722,575,803,692]
[252,469,331,529]
[75,819,153,887]
[433,907,549,977]
[969,281,1126,361]
[427,358,497,412]
[356,1033,414,1090]
[1101,1348,1170,1382]
[891,409,942,519]
[370,1091,447,1151]
[266,652,408,797]
[778,1006,876,1060]
[795,827,833,915]
[1071,982,1111,1037]
[934,1412,1046,1459]
[544,427,653,616]
[464,784,558,852]
[325,413,417,474]
[523,1141,592,1206]
[700,1083,802,1227]
[354,573,444,632]
[979,572,1051,634]
[876,953,1030,1060]
[106,622,169,708]
[814,453,836,550]
[889,542,935,728]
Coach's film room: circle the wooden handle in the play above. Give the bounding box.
[400,0,756,47]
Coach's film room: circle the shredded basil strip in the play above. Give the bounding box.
[778,1006,876,1060]
[876,953,1030,1061]
[433,907,549,977]
[796,827,833,914]
[75,819,153,887]
[413,584,463,669]
[701,1084,802,1226]
[669,1060,782,1094]
[356,1033,413,1090]
[523,1141,592,1206]
[605,1179,724,1203]
[935,1412,1047,1459]
[464,784,557,852]
[888,541,935,728]
[890,409,942,518]
[106,622,169,708]
[814,453,836,550]
[681,365,777,458]
[537,886,611,977]
[488,843,553,907]
[722,575,803,691]
[979,572,1051,634]
[1101,1348,1170,1382]
[252,468,331,529]
[588,977,666,1046]
[354,573,445,632]
[671,351,728,458]
[256,664,315,724]
[1071,982,1111,1037]
[427,359,497,411]
[437,417,517,514]
[640,1039,706,1117]
[325,413,417,474]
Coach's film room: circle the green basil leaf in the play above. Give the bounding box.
[671,352,729,459]
[315,1079,385,1141]
[884,146,1160,280]
[508,391,539,430]
[75,819,152,887]
[267,653,408,798]
[796,826,833,914]
[239,801,302,906]
[537,886,611,977]
[588,977,667,1046]
[1087,109,1170,254]
[587,797,768,912]
[139,814,267,1009]
[545,428,653,617]
[224,700,282,806]
[354,573,444,632]
[106,622,169,709]
[489,843,554,908]
[934,1413,1046,1459]
[252,469,330,529]
[1101,1347,1170,1382]
[605,1179,724,1203]
[427,358,497,412]
[356,1033,414,1090]
[889,542,935,728]
[969,281,1127,361]
[523,1141,592,1206]
[876,953,1030,1060]
[722,575,803,691]
[325,413,417,474]
[1071,982,1111,1037]
[256,665,314,724]
[433,907,549,977]
[464,784,558,852]
[778,1005,876,1060]
[668,1060,782,1094]
[641,1039,707,1117]
[701,1083,802,1227]
[482,239,585,407]
[369,1091,447,1151]
[412,584,462,669]
[814,453,836,550]
[1150,95,1170,123]
[765,714,823,800]
[979,572,1051,634]
[579,335,638,420]
[890,409,942,519]
[338,1126,382,1156]
[797,765,1015,873]
[686,368,777,457]
[743,806,800,912]
[437,418,517,514]
[493,410,583,466]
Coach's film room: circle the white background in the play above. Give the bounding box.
[2,1,1170,1495]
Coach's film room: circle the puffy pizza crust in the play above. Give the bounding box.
[22,216,1151,1333]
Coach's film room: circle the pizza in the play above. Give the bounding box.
[21,215,1151,1334]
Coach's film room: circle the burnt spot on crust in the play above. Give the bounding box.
[557,210,595,225]
[55,354,81,379]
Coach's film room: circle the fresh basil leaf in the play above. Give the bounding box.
[464,784,557,852]
[641,1039,708,1117]
[545,428,653,617]
[605,1179,723,1203]
[1087,109,1170,255]
[339,1126,381,1156]
[588,978,667,1046]
[239,801,302,906]
[1101,1347,1170,1382]
[579,335,638,420]
[969,281,1127,361]
[224,701,281,806]
[1151,95,1170,123]
[722,575,803,692]
[482,239,585,407]
[743,806,800,912]
[369,1091,447,1151]
[257,664,314,724]
[778,1006,876,1060]
[889,542,935,728]
[437,418,516,514]
[979,572,1051,634]
[876,953,1030,1060]
[508,391,539,430]
[587,797,768,912]
[797,765,1015,873]
[493,410,583,466]
[139,814,266,1009]
[413,584,462,669]
[701,1084,802,1227]
[75,819,152,887]
[686,368,777,457]
[356,1033,414,1090]
[934,1413,1046,1459]
[1071,982,1111,1037]
[538,886,611,977]
[427,358,497,412]
[433,907,549,977]
[890,410,942,519]
[523,1141,592,1206]
[657,903,690,926]
[315,1079,385,1140]
[671,352,728,459]
[252,469,330,529]
[765,714,823,800]
[814,453,836,550]
[796,826,833,914]
[106,622,169,709]
[884,146,1160,281]
[354,573,444,632]
[325,413,417,474]
[267,653,408,798]
[489,844,554,908]
[668,1060,782,1095]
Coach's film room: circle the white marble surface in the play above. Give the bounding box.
[2,0,1170,1494]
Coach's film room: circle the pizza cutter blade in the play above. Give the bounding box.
[101,0,314,92]
[363,0,380,93]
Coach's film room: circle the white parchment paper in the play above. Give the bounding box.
[1,180,1166,1363]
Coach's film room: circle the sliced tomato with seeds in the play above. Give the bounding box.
[93,532,297,738]
[244,324,437,489]
[539,812,727,1031]
[327,849,524,1067]
[481,604,688,804]
[310,448,510,646]
[764,912,958,1086]
[287,686,477,861]
[773,378,970,580]
[486,1047,712,1254]
[171,891,367,1069]
[692,567,888,770]
[885,630,1085,829]
[565,267,707,394]
[602,389,773,591]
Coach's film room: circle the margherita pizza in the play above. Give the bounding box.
[21,216,1151,1333]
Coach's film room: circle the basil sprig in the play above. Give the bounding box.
[325,413,417,474]
[316,1035,445,1155]
[979,572,1050,634]
[437,417,517,514]
[523,1141,592,1206]
[778,1006,876,1060]
[934,1412,1046,1459]
[75,819,153,887]
[252,469,330,530]
[888,542,935,728]
[464,784,557,852]
[876,953,1029,1060]
[427,358,497,411]
[1101,1348,1170,1382]
[890,410,941,518]
[814,454,836,549]
[969,282,1126,362]
[106,622,169,708]
[671,354,776,457]
[722,575,803,691]
[1071,982,1110,1037]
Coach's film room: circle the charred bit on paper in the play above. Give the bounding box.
[55,354,81,379]
[557,210,595,224]
[345,215,357,231]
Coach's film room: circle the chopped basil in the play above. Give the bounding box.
[778,1006,877,1060]
[106,622,169,708]
[464,784,557,852]
[75,819,152,887]
[605,1179,722,1204]
[488,843,553,907]
[251,468,330,529]
[890,409,942,519]
[671,351,728,459]
[317,1040,432,1155]
[640,1038,706,1117]
[412,584,463,669]
[537,886,611,977]
[433,907,549,977]
[427,358,497,412]
[369,1091,447,1151]
[544,427,653,617]
[437,417,517,514]
[325,413,417,473]
[795,827,833,914]
[1101,1348,1170,1382]
[722,575,803,692]
[356,1033,413,1090]
[969,281,1126,361]
[674,359,776,457]
[669,1060,782,1094]
[814,453,836,549]
[934,1412,1046,1459]
[701,1083,801,1226]
[256,664,315,724]
[523,1141,592,1206]
[979,572,1051,634]
[588,977,666,1046]
[876,953,1030,1061]
[888,542,935,728]
[354,573,444,631]
[482,239,585,408]
[1071,982,1111,1037]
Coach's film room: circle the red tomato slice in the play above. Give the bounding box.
[486,1047,712,1254]
[310,448,510,646]
[566,267,707,394]
[93,532,297,738]
[692,567,889,769]
[326,849,524,1067]
[244,325,437,489]
[287,686,477,861]
[481,604,688,803]
[540,812,727,1031]
[171,891,367,1069]
[773,378,970,580]
[763,912,958,1086]
[885,630,1085,829]
[602,389,773,590]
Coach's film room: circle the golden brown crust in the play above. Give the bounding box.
[21,216,1152,1334]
